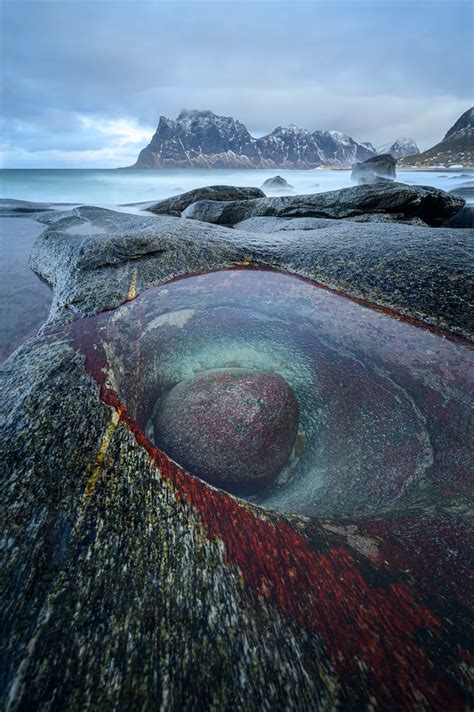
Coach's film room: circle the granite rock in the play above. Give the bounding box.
[442,205,474,228]
[29,205,473,338]
[143,185,265,216]
[351,154,397,184]
[449,185,474,202]
[261,175,294,192]
[1,204,473,709]
[153,368,299,494]
[182,180,465,227]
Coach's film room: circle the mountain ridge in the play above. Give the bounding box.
[131,109,417,169]
[400,107,473,167]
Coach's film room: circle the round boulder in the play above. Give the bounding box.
[153,368,299,494]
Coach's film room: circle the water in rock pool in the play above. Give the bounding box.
[66,268,473,518]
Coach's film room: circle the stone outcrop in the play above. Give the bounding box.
[351,154,397,184]
[261,175,294,192]
[140,185,265,216]
[449,184,474,201]
[182,179,465,227]
[442,205,474,228]
[1,205,473,710]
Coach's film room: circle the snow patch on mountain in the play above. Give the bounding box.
[132,110,377,169]
[376,138,420,159]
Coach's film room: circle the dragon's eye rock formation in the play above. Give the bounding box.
[1,190,473,711]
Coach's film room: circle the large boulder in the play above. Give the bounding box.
[261,175,294,193]
[233,214,427,233]
[351,154,397,184]
[143,185,265,216]
[153,368,299,494]
[182,179,465,227]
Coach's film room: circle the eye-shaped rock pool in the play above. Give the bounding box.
[68,267,473,517]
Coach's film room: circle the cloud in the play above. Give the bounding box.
[1,0,472,167]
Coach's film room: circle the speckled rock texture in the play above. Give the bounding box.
[1,203,473,710]
[143,185,265,216]
[153,368,299,493]
[182,179,465,226]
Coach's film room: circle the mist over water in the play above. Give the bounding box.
[1,168,472,208]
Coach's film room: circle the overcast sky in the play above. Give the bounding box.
[1,0,472,168]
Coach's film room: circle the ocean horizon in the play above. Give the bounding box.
[1,167,472,208]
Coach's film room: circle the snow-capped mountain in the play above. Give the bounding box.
[400,108,474,167]
[131,109,377,168]
[376,138,420,159]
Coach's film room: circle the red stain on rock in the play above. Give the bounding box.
[89,373,464,709]
[68,275,469,710]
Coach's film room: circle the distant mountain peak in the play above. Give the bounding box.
[376,138,420,159]
[132,109,377,169]
[443,106,474,140]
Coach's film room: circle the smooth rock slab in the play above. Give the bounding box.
[153,368,299,493]
[29,206,474,339]
[2,207,473,709]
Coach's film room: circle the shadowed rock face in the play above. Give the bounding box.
[442,205,474,228]
[182,179,465,226]
[1,205,473,710]
[153,368,299,494]
[261,175,294,193]
[351,154,397,184]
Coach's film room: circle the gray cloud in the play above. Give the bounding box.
[1,0,472,166]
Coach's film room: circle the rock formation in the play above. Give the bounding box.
[1,196,473,710]
[153,368,299,494]
[449,184,474,201]
[442,205,474,228]
[131,109,376,168]
[401,107,474,167]
[182,179,464,227]
[261,175,294,192]
[351,154,397,184]
[138,185,265,216]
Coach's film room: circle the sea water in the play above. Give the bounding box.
[1,167,472,206]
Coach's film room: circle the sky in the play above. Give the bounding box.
[1,0,472,168]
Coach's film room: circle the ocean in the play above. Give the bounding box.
[1,167,472,206]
